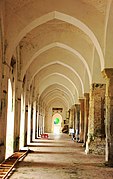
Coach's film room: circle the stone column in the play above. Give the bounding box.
[27,101,31,144]
[85,83,106,154]
[69,109,73,129]
[102,69,113,166]
[79,98,84,142]
[75,104,80,141]
[36,104,39,138]
[41,105,45,134]
[1,65,9,160]
[66,110,70,125]
[14,81,22,151]
[83,93,89,146]
[24,94,29,146]
[39,106,43,135]
[19,90,26,149]
[38,105,41,136]
[0,10,8,161]
[73,107,76,133]
[32,101,36,141]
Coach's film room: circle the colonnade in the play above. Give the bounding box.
[68,70,113,166]
[0,68,113,167]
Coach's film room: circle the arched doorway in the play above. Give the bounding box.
[5,79,14,158]
[52,113,62,134]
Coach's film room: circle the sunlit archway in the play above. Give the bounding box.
[52,113,63,134]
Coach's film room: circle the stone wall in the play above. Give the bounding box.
[86,83,106,155]
[89,83,106,138]
[89,137,105,155]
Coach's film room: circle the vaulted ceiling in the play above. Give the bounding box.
[4,0,113,109]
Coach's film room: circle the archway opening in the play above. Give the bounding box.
[52,113,62,134]
[5,79,14,158]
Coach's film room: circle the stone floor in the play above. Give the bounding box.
[10,134,113,179]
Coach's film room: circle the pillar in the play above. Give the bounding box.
[27,101,31,144]
[83,93,89,146]
[73,107,76,133]
[38,107,41,136]
[32,101,36,141]
[0,3,7,161]
[79,98,84,142]
[36,104,39,138]
[66,110,70,125]
[68,107,75,138]
[41,105,45,134]
[14,81,22,151]
[1,65,9,160]
[102,69,113,166]
[69,109,73,129]
[39,105,43,135]
[24,94,29,146]
[75,104,80,141]
[86,83,106,154]
[19,90,26,149]
[42,106,45,134]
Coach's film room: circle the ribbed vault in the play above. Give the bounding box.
[5,1,110,110]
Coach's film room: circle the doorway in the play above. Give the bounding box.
[52,113,62,134]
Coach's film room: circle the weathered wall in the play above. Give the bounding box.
[87,83,106,155]
[0,1,6,162]
[88,83,106,138]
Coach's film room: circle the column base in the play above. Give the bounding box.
[79,132,84,143]
[104,162,113,167]
[85,137,105,155]
[85,140,90,154]
[0,144,5,162]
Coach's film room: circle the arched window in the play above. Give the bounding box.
[5,79,14,158]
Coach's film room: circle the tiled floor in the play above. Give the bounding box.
[10,134,113,179]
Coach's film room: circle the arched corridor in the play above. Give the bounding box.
[0,0,113,178]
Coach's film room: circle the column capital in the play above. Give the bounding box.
[75,103,80,106]
[102,68,113,79]
[71,104,75,109]
[75,104,80,110]
[84,93,89,99]
[79,98,84,102]
[91,83,105,90]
